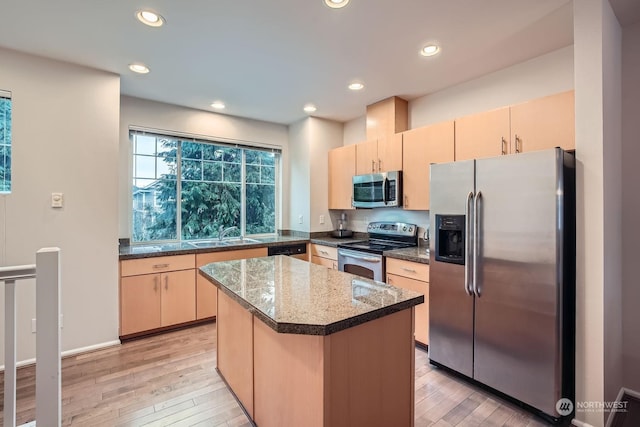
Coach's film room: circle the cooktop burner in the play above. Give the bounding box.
[337,221,418,255]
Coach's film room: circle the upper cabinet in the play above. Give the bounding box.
[455,107,510,161]
[355,135,403,174]
[455,90,575,161]
[402,121,455,210]
[510,90,575,153]
[328,144,356,209]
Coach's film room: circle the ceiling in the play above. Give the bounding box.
[0,0,581,125]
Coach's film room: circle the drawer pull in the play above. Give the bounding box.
[153,263,169,269]
[320,250,329,255]
[402,267,417,273]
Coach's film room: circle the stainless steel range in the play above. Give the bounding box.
[337,221,418,281]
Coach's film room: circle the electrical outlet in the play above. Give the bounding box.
[298,215,303,224]
[319,215,325,224]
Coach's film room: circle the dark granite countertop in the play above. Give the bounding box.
[309,234,367,248]
[199,256,424,336]
[384,246,430,264]
[119,235,310,260]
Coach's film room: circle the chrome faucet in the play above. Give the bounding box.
[218,225,238,241]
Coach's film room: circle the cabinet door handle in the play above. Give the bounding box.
[371,160,375,172]
[153,263,169,269]
[404,195,408,208]
[164,275,169,291]
[501,137,507,155]
[388,276,393,284]
[154,276,159,292]
[515,134,522,153]
[378,159,382,171]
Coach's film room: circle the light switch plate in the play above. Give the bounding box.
[51,192,63,208]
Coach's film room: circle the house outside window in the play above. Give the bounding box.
[131,131,279,243]
[0,91,12,194]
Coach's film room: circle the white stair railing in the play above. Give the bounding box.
[0,248,61,427]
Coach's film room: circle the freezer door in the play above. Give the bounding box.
[473,148,564,415]
[429,160,475,378]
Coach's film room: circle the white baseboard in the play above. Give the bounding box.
[0,339,121,371]
[572,418,596,427]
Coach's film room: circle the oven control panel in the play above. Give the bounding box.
[367,221,417,238]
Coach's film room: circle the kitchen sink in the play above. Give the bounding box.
[188,238,262,248]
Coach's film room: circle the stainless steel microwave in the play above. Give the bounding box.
[352,171,402,208]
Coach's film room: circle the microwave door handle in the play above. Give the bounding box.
[464,191,474,296]
[383,177,389,205]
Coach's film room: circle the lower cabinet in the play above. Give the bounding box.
[120,254,196,336]
[309,244,338,270]
[196,248,268,320]
[386,257,429,346]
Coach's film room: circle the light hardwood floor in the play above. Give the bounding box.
[0,323,551,426]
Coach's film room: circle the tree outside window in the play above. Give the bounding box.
[0,95,12,193]
[131,133,279,243]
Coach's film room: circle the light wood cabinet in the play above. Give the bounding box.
[455,91,575,161]
[401,121,455,210]
[120,254,197,336]
[328,145,356,210]
[196,248,268,319]
[310,244,338,270]
[510,90,575,153]
[386,258,429,346]
[455,107,511,161]
[355,135,403,175]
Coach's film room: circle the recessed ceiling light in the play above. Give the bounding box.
[348,82,364,91]
[136,10,165,27]
[211,101,226,109]
[303,104,317,113]
[129,63,150,74]
[420,44,440,57]
[324,0,349,9]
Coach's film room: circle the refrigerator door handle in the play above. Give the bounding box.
[464,191,474,296]
[473,191,482,297]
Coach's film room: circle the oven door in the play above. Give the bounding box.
[338,248,384,281]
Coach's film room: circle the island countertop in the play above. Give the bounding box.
[199,255,424,336]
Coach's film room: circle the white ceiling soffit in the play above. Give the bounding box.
[0,0,573,125]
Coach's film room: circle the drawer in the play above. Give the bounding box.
[121,254,195,277]
[310,244,337,260]
[386,257,429,282]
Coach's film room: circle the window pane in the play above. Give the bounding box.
[223,162,241,183]
[246,165,260,184]
[135,135,156,155]
[182,159,202,181]
[203,161,222,182]
[132,178,177,242]
[182,141,202,159]
[0,96,12,193]
[246,183,276,234]
[181,181,241,240]
[202,144,218,161]
[157,138,178,157]
[134,155,156,179]
[262,166,275,184]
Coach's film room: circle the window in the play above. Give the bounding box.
[0,92,11,193]
[131,131,279,243]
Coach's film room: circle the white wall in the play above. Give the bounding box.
[119,96,290,237]
[342,46,574,146]
[0,47,120,364]
[621,21,640,391]
[289,117,343,233]
[574,0,623,425]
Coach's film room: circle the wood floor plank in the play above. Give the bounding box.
[0,323,551,426]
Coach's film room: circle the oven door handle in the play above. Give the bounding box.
[338,250,382,263]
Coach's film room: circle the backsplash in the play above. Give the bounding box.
[329,208,430,240]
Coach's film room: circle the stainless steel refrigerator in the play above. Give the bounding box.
[428,148,575,420]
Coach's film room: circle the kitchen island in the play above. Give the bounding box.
[199,255,423,427]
